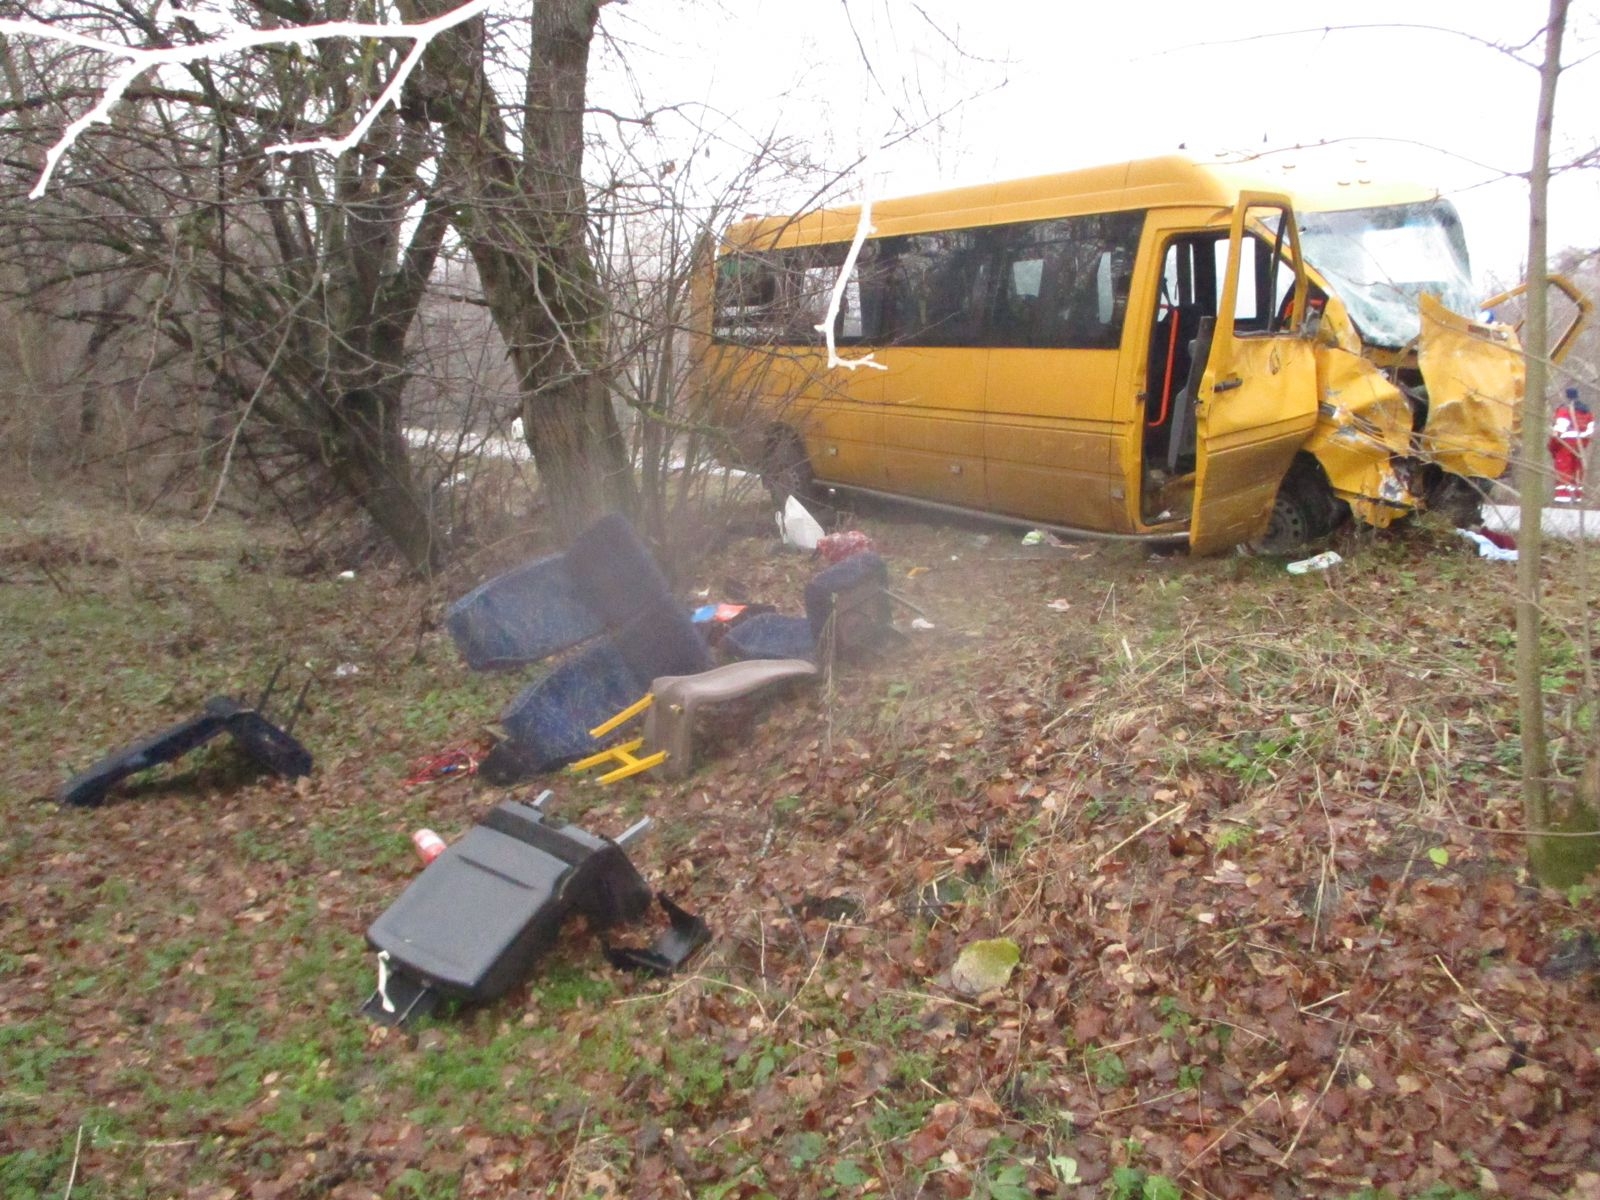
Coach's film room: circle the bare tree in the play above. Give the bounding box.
[398,0,636,540]
[0,2,466,568]
[1,0,646,559]
[1514,0,1600,886]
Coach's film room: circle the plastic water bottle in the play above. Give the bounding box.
[411,828,447,865]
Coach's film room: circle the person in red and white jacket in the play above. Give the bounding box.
[1550,386,1593,504]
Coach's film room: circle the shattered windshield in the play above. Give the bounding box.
[1299,200,1475,349]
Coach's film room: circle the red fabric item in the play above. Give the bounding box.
[817,530,874,564]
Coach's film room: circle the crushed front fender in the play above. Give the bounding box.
[1303,341,1418,528]
[1416,293,1524,481]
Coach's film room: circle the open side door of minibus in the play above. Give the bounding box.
[1189,193,1319,555]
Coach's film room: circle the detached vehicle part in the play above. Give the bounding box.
[363,794,708,1026]
[58,671,311,807]
[570,657,820,784]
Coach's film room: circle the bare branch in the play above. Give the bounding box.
[1149,22,1541,68]
[0,0,494,197]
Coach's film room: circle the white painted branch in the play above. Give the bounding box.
[1,0,495,197]
[814,195,887,372]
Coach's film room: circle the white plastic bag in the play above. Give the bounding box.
[778,495,824,551]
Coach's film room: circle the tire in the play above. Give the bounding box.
[760,428,818,505]
[1254,458,1338,555]
[1425,474,1487,528]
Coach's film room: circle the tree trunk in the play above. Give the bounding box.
[1518,0,1596,885]
[407,0,635,539]
[321,384,441,571]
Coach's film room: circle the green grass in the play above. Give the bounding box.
[3,498,1597,1199]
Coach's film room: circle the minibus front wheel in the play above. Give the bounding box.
[1423,471,1490,527]
[1255,457,1340,554]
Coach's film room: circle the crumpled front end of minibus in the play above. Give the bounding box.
[1414,292,1525,483]
[1302,293,1525,526]
[1302,295,1420,528]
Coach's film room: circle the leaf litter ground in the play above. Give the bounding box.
[3,493,1599,1200]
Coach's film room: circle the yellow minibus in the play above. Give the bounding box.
[692,155,1547,553]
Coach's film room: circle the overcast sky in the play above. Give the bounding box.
[594,0,1600,287]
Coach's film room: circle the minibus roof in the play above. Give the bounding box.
[724,155,1443,249]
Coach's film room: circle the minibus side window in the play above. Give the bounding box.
[1095,253,1115,325]
[714,254,782,341]
[1211,213,1299,336]
[1210,234,1290,334]
[793,256,843,341]
[713,243,886,345]
[881,230,989,346]
[987,211,1142,349]
[1214,237,1261,328]
[717,210,1141,350]
[790,241,885,344]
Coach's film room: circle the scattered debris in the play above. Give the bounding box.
[604,895,712,976]
[1022,529,1074,548]
[363,793,706,1025]
[58,668,312,807]
[448,515,711,783]
[568,693,669,783]
[445,516,897,786]
[778,495,824,551]
[652,659,818,782]
[723,552,892,662]
[692,601,751,624]
[1045,598,1072,612]
[1457,527,1518,562]
[1286,550,1343,574]
[411,828,447,864]
[1477,526,1517,551]
[403,738,492,787]
[910,617,936,631]
[690,601,777,651]
[816,529,873,564]
[572,659,821,783]
[334,662,360,678]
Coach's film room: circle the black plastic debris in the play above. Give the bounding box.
[58,668,312,807]
[363,793,706,1025]
[604,894,711,976]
